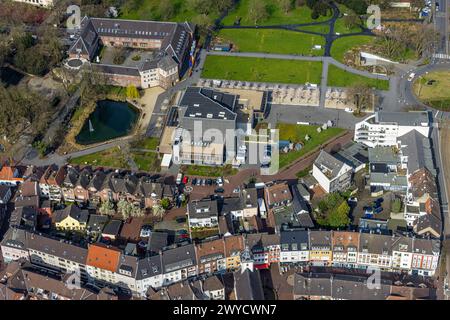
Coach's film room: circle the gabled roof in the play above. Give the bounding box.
[188,199,218,219]
[314,150,350,180]
[53,205,89,224]
[398,130,435,175]
[233,269,264,300]
[161,244,196,273]
[86,244,121,272]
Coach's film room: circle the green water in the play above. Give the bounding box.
[76,100,139,145]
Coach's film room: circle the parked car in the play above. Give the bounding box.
[176,173,183,185]
[374,206,383,214]
[217,177,223,187]
[201,179,206,186]
[408,73,415,81]
[182,176,188,184]
[344,107,353,113]
[206,179,212,185]
[215,187,224,193]
[191,178,197,185]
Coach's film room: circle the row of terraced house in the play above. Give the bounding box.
[1,227,439,298]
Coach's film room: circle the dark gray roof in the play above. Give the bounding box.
[233,269,264,300]
[220,197,243,214]
[291,184,311,214]
[10,207,37,228]
[331,274,392,300]
[0,227,28,249]
[179,87,237,121]
[188,199,219,219]
[162,244,197,273]
[27,232,88,265]
[241,188,258,208]
[334,142,368,170]
[63,166,79,187]
[53,205,89,224]
[102,220,122,236]
[293,273,332,297]
[375,111,429,127]
[412,238,440,255]
[398,130,435,175]
[136,255,163,280]
[146,231,169,255]
[117,254,139,278]
[87,214,109,232]
[14,196,39,209]
[280,230,309,251]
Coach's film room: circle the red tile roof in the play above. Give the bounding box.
[86,244,121,272]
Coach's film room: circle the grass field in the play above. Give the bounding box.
[120,0,220,22]
[69,147,129,169]
[413,71,450,110]
[330,35,374,63]
[202,56,322,84]
[131,137,160,150]
[327,64,390,90]
[222,0,332,26]
[296,24,330,34]
[182,164,238,177]
[334,4,363,34]
[217,29,325,55]
[277,123,345,169]
[132,151,161,172]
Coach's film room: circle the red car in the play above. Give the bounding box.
[182,176,188,184]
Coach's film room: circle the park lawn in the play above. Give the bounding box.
[330,35,374,63]
[120,0,220,22]
[413,71,450,110]
[222,0,332,26]
[218,29,325,55]
[182,164,238,177]
[327,64,390,90]
[202,56,322,85]
[277,123,345,169]
[131,137,160,150]
[334,4,363,34]
[69,147,130,169]
[132,151,161,172]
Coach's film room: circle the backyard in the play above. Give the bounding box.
[202,56,323,85]
[132,151,161,172]
[277,123,345,169]
[327,64,390,90]
[217,29,325,56]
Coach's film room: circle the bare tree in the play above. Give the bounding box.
[347,84,374,114]
[249,0,269,24]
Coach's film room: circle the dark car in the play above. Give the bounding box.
[215,187,224,193]
[206,179,212,185]
[375,198,384,204]
[176,217,186,223]
[374,206,383,214]
[192,178,197,185]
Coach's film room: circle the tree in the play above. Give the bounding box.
[279,0,293,14]
[117,199,133,220]
[160,198,171,210]
[152,204,165,218]
[159,0,176,20]
[216,0,233,12]
[126,85,140,99]
[347,84,374,114]
[192,14,213,38]
[327,201,351,228]
[99,199,115,216]
[343,14,360,30]
[249,0,269,24]
[131,205,144,217]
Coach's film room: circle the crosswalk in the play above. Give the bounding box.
[433,53,450,59]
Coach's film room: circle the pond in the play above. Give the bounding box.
[0,67,25,86]
[76,100,139,145]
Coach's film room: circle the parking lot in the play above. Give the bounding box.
[351,190,394,226]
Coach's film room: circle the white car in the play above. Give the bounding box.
[217,177,223,187]
[344,107,353,113]
[407,73,416,81]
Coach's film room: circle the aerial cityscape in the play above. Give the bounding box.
[0,0,449,303]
